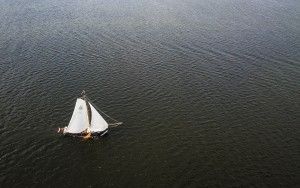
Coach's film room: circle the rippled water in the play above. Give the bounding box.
[0,0,299,187]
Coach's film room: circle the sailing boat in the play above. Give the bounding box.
[58,91,122,138]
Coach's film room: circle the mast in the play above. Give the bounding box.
[81,90,92,129]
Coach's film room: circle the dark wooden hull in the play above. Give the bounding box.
[63,128,108,138]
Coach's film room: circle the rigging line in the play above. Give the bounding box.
[85,96,123,125]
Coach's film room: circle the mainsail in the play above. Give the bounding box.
[65,98,89,134]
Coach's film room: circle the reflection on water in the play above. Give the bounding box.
[0,0,299,187]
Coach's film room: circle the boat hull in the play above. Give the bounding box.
[63,128,108,138]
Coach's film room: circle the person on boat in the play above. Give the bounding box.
[81,128,92,139]
[83,132,92,139]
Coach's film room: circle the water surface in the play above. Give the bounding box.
[0,0,299,187]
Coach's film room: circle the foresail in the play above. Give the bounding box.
[66,98,89,133]
[89,102,108,132]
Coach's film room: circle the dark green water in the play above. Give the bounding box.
[0,0,299,187]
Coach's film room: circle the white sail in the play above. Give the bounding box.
[89,102,108,132]
[65,98,89,134]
